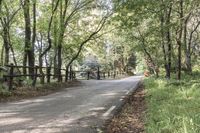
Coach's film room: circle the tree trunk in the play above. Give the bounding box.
[39,55,44,84]
[183,13,193,73]
[57,45,62,82]
[23,0,34,79]
[56,1,65,82]
[186,20,200,73]
[177,0,183,80]
[2,26,10,65]
[183,15,188,72]
[160,13,168,78]
[32,0,36,64]
[0,0,2,7]
[23,53,27,75]
[53,48,58,79]
[166,6,172,79]
[185,54,192,72]
[0,44,4,65]
[37,33,45,84]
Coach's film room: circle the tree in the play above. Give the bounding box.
[113,0,200,80]
[0,0,21,66]
[23,0,34,77]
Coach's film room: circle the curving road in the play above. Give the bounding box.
[0,76,142,133]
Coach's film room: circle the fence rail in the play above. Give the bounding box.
[0,64,124,90]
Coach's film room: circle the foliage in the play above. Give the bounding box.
[113,0,200,79]
[0,84,11,96]
[144,74,200,133]
[22,79,34,87]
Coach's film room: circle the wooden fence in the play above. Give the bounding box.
[1,64,124,90]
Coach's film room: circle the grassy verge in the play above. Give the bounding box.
[144,73,200,133]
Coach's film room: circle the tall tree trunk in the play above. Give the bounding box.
[160,13,168,78]
[160,0,172,79]
[2,26,10,65]
[39,56,44,83]
[0,44,4,65]
[23,53,27,75]
[186,21,200,73]
[0,0,2,6]
[177,0,183,80]
[32,0,36,65]
[0,0,2,12]
[57,32,64,82]
[166,5,172,79]
[183,14,191,73]
[38,33,44,84]
[53,48,58,79]
[57,1,65,82]
[57,45,62,82]
[23,0,34,79]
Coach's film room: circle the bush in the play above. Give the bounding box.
[0,84,11,96]
[22,79,33,87]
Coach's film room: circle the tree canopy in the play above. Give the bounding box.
[1,0,200,81]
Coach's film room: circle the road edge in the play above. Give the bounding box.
[101,79,143,131]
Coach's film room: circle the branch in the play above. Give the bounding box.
[40,0,60,58]
[64,0,93,28]
[188,20,200,52]
[66,15,108,67]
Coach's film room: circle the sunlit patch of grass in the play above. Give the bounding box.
[144,73,200,133]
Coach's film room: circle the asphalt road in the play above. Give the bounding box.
[0,76,142,133]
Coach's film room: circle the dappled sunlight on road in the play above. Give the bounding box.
[0,76,142,133]
[10,99,45,105]
[100,92,119,96]
[0,117,32,126]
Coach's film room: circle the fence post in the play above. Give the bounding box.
[32,66,38,87]
[97,67,100,80]
[47,67,51,83]
[65,66,68,82]
[69,66,72,80]
[114,71,116,79]
[73,72,76,80]
[60,69,63,82]
[9,63,14,91]
[87,71,90,80]
[40,67,44,84]
[57,68,62,82]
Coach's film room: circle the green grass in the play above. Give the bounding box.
[144,73,200,133]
